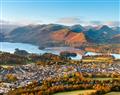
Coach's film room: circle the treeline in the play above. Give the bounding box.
[84,44,120,54]
[0,52,29,65]
[0,52,70,65]
[7,72,120,95]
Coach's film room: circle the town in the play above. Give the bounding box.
[0,51,120,95]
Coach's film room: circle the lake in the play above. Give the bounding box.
[0,42,45,54]
[0,42,82,60]
[0,42,120,60]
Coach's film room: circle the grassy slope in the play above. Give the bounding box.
[53,90,96,95]
[104,92,120,95]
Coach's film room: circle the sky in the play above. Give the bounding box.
[0,0,120,26]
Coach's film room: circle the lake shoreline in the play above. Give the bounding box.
[0,42,120,59]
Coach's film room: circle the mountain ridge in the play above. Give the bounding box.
[1,24,120,47]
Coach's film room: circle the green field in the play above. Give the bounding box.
[53,90,96,95]
[104,92,120,95]
[85,78,120,81]
[91,78,119,81]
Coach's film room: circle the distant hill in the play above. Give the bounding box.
[2,24,120,47]
[110,34,120,43]
[51,29,86,46]
[69,24,86,32]
[84,25,120,43]
[0,21,19,41]
[0,24,18,35]
[0,33,5,41]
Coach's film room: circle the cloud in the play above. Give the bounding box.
[89,21,102,25]
[0,19,42,25]
[104,21,120,27]
[56,17,82,25]
[15,19,42,25]
[0,20,13,25]
[87,21,120,27]
[56,18,106,26]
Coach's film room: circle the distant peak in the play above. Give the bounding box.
[100,25,110,29]
[70,24,85,33]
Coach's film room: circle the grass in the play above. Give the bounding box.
[53,90,96,95]
[91,78,119,81]
[85,77,120,81]
[0,65,14,68]
[104,92,120,95]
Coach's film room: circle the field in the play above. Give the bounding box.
[104,92,120,95]
[85,77,120,81]
[91,78,120,81]
[53,90,96,95]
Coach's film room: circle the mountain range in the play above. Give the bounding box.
[0,23,120,47]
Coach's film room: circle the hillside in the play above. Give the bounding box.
[110,34,120,43]
[2,24,120,47]
[84,25,120,43]
[51,29,86,46]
